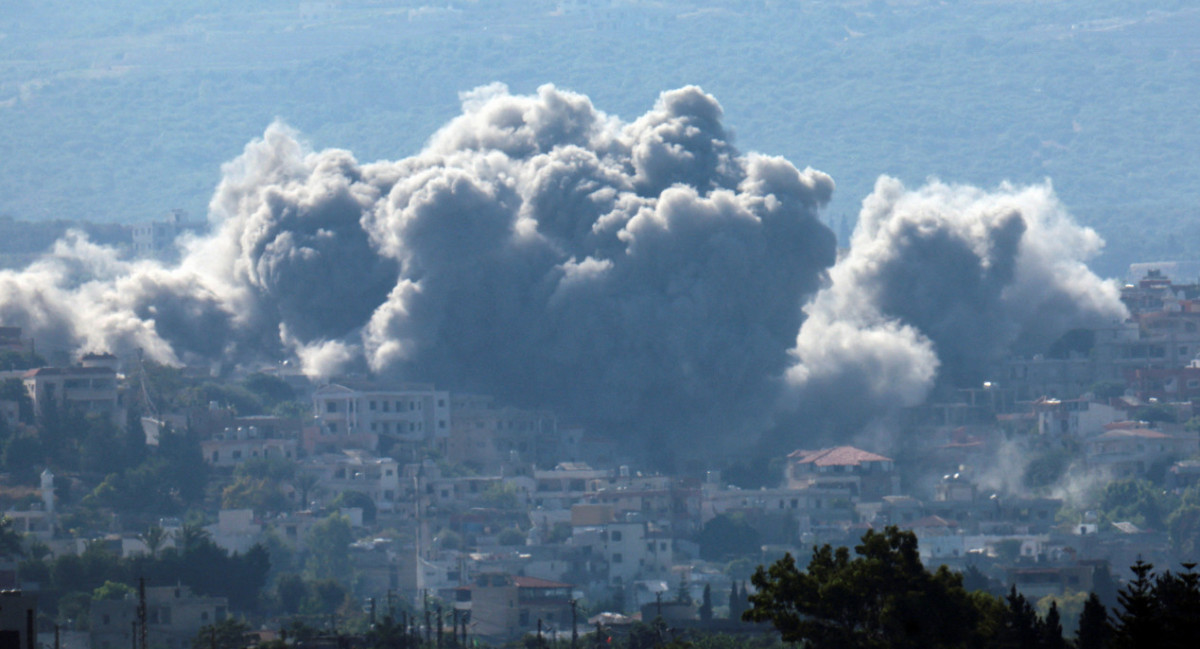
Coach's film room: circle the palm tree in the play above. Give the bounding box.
[294,473,320,510]
[141,525,167,558]
[176,523,210,553]
[0,516,22,559]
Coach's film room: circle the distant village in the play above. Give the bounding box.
[4,254,1200,648]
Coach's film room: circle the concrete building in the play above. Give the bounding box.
[467,574,573,641]
[1083,424,1200,479]
[302,450,402,512]
[447,394,565,472]
[0,590,36,649]
[1034,397,1123,438]
[21,362,123,425]
[312,381,449,455]
[90,584,228,649]
[785,446,899,502]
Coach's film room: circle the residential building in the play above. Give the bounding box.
[467,574,573,641]
[0,590,36,649]
[1083,424,1200,478]
[311,381,449,455]
[90,585,227,649]
[21,363,124,425]
[785,446,899,501]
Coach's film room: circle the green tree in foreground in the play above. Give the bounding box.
[745,526,991,649]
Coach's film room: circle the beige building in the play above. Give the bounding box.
[90,585,228,649]
[785,446,900,502]
[468,574,573,641]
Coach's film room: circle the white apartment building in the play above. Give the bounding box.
[312,381,450,452]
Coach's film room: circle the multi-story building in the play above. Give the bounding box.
[21,360,124,425]
[447,394,565,472]
[311,380,449,455]
[467,574,573,641]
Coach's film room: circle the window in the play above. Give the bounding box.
[611,531,622,542]
[612,553,623,563]
[369,401,376,410]
[326,401,337,413]
[439,420,446,429]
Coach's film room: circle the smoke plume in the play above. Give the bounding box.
[0,86,1129,459]
[783,176,1127,439]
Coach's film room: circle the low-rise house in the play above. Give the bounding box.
[785,446,900,501]
[303,450,402,512]
[1083,423,1200,478]
[90,585,228,649]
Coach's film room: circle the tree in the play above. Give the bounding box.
[994,586,1042,649]
[276,572,308,615]
[140,525,168,558]
[699,583,713,621]
[1040,600,1067,649]
[697,513,762,562]
[1111,559,1163,648]
[1168,505,1200,560]
[0,516,23,558]
[92,580,133,601]
[330,490,377,525]
[745,527,992,649]
[1075,593,1111,649]
[192,618,252,649]
[306,513,353,581]
[293,472,320,509]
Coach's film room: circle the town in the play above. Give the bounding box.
[1,260,1200,648]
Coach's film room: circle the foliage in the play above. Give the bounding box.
[331,490,377,525]
[747,527,1001,648]
[192,618,253,649]
[92,580,133,600]
[1168,504,1200,560]
[1023,449,1071,490]
[479,482,521,510]
[305,513,353,582]
[697,513,762,562]
[497,527,527,547]
[1098,479,1175,531]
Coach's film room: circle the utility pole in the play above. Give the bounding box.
[137,577,147,649]
[437,604,443,649]
[369,597,376,627]
[569,599,578,649]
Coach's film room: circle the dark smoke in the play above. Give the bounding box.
[0,86,1127,461]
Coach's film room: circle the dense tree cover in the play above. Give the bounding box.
[697,513,762,562]
[305,513,353,582]
[746,528,1200,649]
[84,426,206,516]
[18,530,269,623]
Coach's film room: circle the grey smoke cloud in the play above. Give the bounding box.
[0,85,1128,459]
[786,177,1127,425]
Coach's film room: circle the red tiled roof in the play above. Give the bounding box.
[788,446,893,466]
[513,576,572,589]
